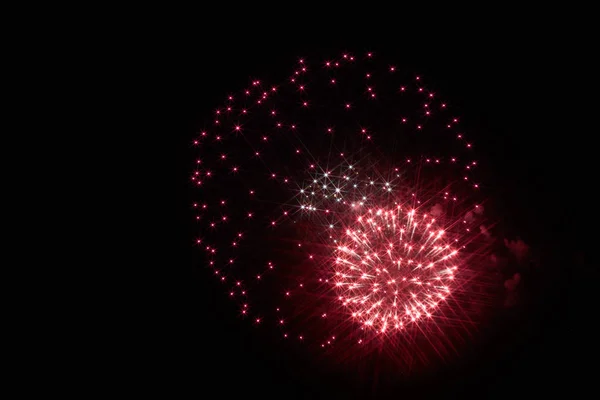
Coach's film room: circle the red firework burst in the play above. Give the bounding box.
[334,207,457,333]
[191,52,499,368]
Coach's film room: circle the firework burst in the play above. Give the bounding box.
[191,52,498,368]
[334,206,457,333]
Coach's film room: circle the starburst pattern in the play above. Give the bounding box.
[191,52,497,366]
[334,207,457,332]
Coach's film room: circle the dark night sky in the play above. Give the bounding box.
[159,32,594,398]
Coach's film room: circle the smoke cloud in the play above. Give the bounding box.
[464,211,475,223]
[504,238,530,264]
[480,224,492,239]
[503,272,521,307]
[429,203,443,217]
[504,272,521,291]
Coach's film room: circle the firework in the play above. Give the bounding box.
[191,52,495,366]
[334,206,456,332]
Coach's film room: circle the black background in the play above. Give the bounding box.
[156,30,593,398]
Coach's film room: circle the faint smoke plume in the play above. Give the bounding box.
[504,238,530,263]
[504,272,521,291]
[429,203,443,217]
[504,272,521,307]
[464,211,475,223]
[480,224,492,239]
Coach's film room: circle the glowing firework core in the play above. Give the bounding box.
[333,206,458,333]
